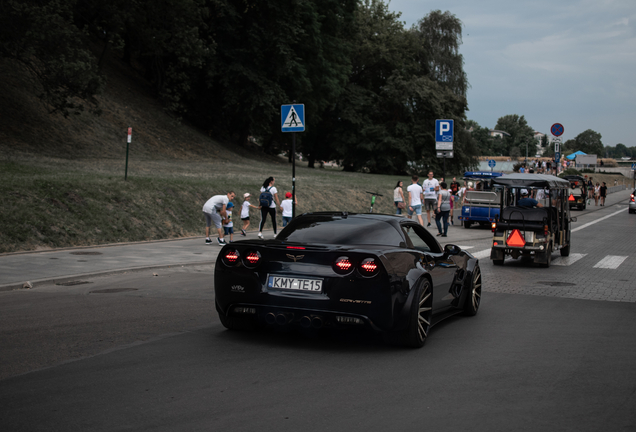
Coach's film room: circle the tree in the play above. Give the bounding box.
[574,129,603,156]
[0,0,104,116]
[326,3,474,174]
[494,114,536,160]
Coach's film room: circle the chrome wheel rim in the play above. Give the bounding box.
[418,286,432,341]
[471,268,482,310]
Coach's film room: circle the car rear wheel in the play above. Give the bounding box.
[403,279,433,348]
[560,241,571,257]
[463,267,481,316]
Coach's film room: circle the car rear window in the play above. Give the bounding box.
[278,217,402,246]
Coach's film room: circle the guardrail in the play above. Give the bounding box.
[608,185,626,194]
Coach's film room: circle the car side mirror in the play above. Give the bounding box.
[570,217,577,223]
[444,244,461,256]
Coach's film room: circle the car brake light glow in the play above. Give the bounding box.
[359,258,379,276]
[224,250,239,264]
[287,246,305,250]
[245,251,260,265]
[491,222,497,232]
[335,257,352,271]
[506,229,526,248]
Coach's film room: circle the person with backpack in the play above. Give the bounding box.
[258,177,280,239]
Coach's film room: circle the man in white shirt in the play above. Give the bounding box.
[407,175,424,226]
[202,191,235,245]
[421,171,439,227]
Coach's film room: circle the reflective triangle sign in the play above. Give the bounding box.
[281,104,305,132]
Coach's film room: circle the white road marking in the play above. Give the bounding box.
[551,253,587,266]
[572,208,625,232]
[593,255,628,269]
[472,249,491,259]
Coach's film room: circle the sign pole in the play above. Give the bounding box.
[443,157,446,182]
[125,127,132,181]
[281,103,305,220]
[292,132,296,218]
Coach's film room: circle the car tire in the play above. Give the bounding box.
[560,241,570,257]
[402,279,433,348]
[219,312,255,331]
[463,266,481,316]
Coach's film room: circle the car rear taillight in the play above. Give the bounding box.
[491,222,497,232]
[333,256,353,274]
[223,249,240,266]
[243,251,261,268]
[631,194,635,202]
[359,258,379,277]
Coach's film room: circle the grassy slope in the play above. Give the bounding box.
[0,55,407,253]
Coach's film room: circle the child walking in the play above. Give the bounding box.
[240,193,260,236]
[223,202,234,243]
[280,192,297,227]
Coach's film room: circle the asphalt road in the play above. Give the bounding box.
[1,202,635,431]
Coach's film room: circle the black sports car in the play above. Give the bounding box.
[214,212,481,348]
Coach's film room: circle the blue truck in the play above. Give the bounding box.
[458,171,505,229]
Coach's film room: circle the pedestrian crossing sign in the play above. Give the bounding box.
[281,104,305,132]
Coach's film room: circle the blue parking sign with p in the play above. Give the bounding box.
[436,119,454,142]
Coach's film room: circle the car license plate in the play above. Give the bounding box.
[268,275,323,292]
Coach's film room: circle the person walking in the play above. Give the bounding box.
[258,177,280,238]
[280,192,296,227]
[600,182,607,206]
[594,182,600,206]
[240,193,260,236]
[435,182,452,237]
[422,171,440,227]
[393,181,405,215]
[407,175,424,226]
[449,177,460,225]
[202,191,235,245]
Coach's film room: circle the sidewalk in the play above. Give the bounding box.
[1,189,632,292]
[0,231,269,291]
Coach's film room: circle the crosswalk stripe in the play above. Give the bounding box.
[551,253,587,266]
[593,255,628,269]
[572,209,624,232]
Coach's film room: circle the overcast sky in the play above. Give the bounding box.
[387,0,636,147]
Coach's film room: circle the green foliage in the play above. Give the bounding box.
[0,0,104,116]
[495,114,537,158]
[573,129,604,156]
[559,168,582,177]
[605,143,636,159]
[1,0,474,175]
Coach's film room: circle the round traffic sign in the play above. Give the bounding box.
[488,159,496,168]
[551,123,564,137]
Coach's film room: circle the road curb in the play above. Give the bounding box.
[0,260,215,292]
